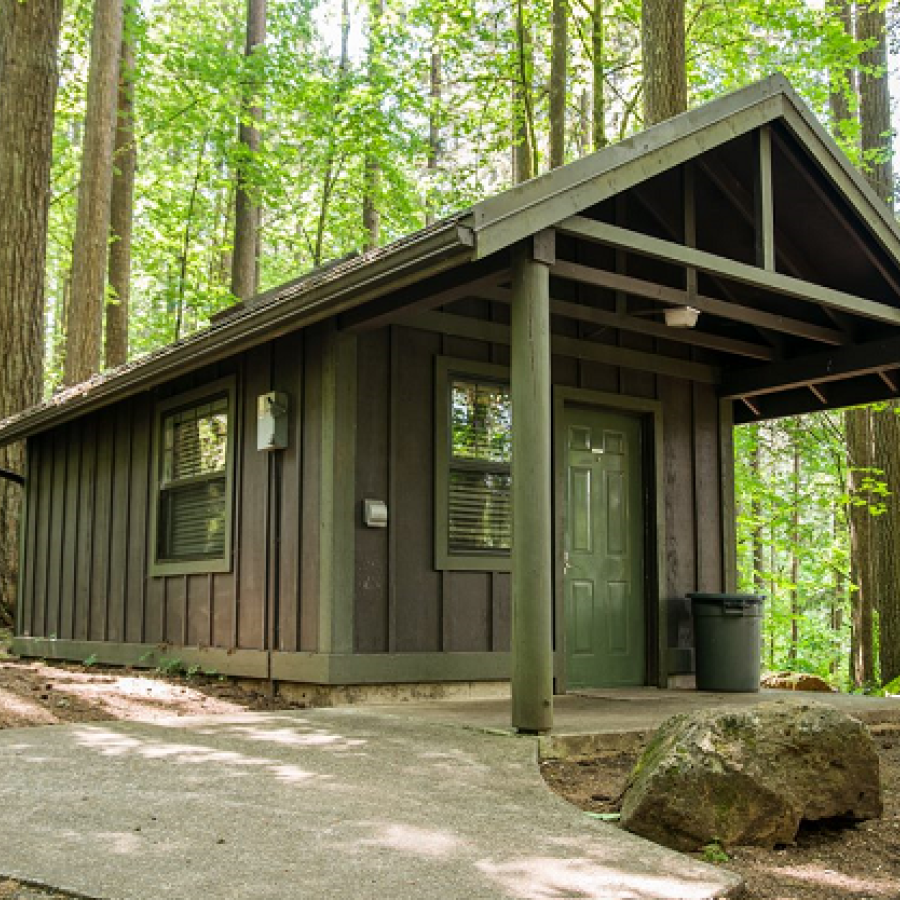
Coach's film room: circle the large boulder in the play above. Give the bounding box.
[620,699,881,850]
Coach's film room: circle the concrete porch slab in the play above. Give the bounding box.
[0,707,740,900]
[361,688,900,758]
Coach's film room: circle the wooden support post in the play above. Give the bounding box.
[511,241,553,734]
[755,125,775,271]
[683,161,698,298]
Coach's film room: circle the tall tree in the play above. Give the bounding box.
[549,0,567,168]
[641,0,686,126]
[858,0,893,206]
[0,0,64,623]
[591,0,606,150]
[830,0,878,688]
[64,0,125,385]
[231,0,266,300]
[106,5,137,369]
[512,0,536,182]
[363,0,384,249]
[426,19,443,224]
[858,0,899,685]
[313,0,350,266]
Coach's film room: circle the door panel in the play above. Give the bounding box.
[564,406,645,687]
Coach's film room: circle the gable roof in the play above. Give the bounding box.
[2,73,899,446]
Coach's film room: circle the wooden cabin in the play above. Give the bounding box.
[4,75,900,731]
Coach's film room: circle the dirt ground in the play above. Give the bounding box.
[542,728,900,900]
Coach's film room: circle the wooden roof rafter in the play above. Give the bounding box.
[551,261,847,346]
[473,282,776,360]
[557,216,900,328]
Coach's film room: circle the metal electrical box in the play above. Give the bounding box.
[362,499,388,528]
[257,392,289,451]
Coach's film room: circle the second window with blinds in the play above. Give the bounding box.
[149,377,236,576]
[435,358,512,571]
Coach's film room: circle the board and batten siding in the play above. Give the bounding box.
[17,330,312,671]
[17,310,730,680]
[352,316,729,665]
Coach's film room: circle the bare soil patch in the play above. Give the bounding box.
[542,727,900,900]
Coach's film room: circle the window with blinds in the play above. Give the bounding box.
[448,378,512,555]
[152,380,235,574]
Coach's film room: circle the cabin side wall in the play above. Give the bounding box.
[16,330,311,675]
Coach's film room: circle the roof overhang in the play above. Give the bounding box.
[0,217,474,446]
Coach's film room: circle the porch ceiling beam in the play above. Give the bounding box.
[771,127,900,300]
[732,374,900,424]
[557,216,900,327]
[697,154,857,339]
[339,265,509,333]
[552,260,847,346]
[478,284,775,360]
[403,309,721,384]
[630,183,810,350]
[719,332,900,399]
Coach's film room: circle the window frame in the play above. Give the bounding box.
[435,357,512,572]
[148,376,237,577]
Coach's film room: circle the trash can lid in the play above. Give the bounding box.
[687,593,764,604]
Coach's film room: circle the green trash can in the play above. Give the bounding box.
[688,593,764,692]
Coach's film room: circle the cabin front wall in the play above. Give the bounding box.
[348,320,733,686]
[14,315,732,687]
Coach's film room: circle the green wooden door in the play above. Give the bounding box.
[563,406,645,688]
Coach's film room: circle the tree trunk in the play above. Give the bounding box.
[313,0,350,267]
[0,0,63,626]
[592,0,606,149]
[426,23,442,225]
[231,0,266,300]
[512,0,536,183]
[64,0,125,385]
[641,0,686,126]
[858,0,896,684]
[828,0,853,142]
[105,10,136,369]
[858,1,893,207]
[548,0,566,169]
[363,0,383,250]
[788,443,801,664]
[871,407,900,684]
[846,408,877,687]
[579,89,591,157]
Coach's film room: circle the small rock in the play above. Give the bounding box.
[619,699,882,851]
[761,671,836,692]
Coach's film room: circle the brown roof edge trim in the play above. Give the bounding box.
[0,219,476,447]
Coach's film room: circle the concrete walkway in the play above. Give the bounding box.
[0,708,740,900]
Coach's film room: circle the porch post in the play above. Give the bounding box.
[510,240,553,734]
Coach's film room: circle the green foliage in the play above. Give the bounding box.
[701,842,730,864]
[42,0,869,390]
